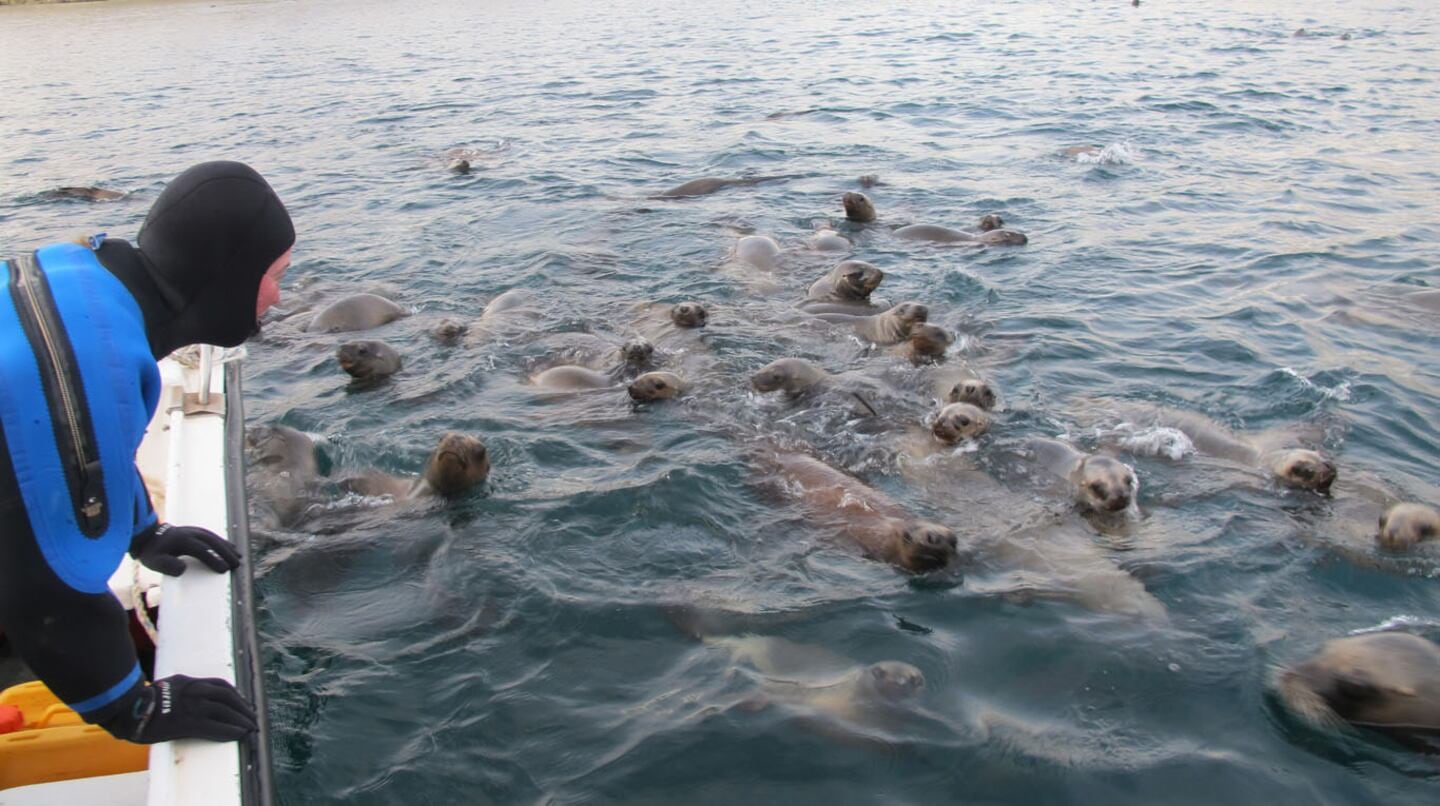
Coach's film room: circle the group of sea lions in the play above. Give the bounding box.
[245,174,1440,753]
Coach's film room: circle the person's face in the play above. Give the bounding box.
[255,248,292,317]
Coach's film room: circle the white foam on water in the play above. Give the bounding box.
[1106,423,1195,460]
[1350,615,1440,634]
[1280,366,1352,401]
[1075,141,1139,165]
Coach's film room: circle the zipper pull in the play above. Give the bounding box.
[80,460,107,532]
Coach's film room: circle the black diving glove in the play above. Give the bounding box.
[130,522,241,576]
[110,675,258,743]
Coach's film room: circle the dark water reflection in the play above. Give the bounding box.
[3,0,1439,802]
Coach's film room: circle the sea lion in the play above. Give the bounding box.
[809,229,851,252]
[1087,405,1337,494]
[857,175,881,188]
[478,288,538,324]
[618,338,656,371]
[341,432,490,500]
[531,365,615,391]
[765,451,960,573]
[306,294,409,333]
[842,192,876,223]
[670,301,709,328]
[656,176,790,198]
[895,324,952,365]
[245,425,322,527]
[734,235,782,270]
[751,358,831,396]
[431,318,469,345]
[804,261,884,305]
[336,340,402,383]
[931,403,990,444]
[977,214,1005,232]
[447,159,471,174]
[1028,438,1138,514]
[42,186,126,202]
[931,365,998,410]
[709,636,927,725]
[815,302,929,345]
[628,371,685,402]
[1377,503,1440,550]
[1063,145,1102,157]
[1276,632,1440,742]
[894,224,1029,246]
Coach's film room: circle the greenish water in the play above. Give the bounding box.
[3,0,1438,803]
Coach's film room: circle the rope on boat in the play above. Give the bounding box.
[132,561,160,646]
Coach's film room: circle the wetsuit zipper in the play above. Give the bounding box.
[6,253,108,536]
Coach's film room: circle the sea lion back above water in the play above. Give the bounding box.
[751,358,831,396]
[656,175,790,198]
[306,293,409,333]
[734,235,782,270]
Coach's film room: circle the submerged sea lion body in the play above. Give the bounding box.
[894,224,1029,246]
[764,451,959,573]
[531,365,615,391]
[804,261,884,306]
[43,186,126,202]
[809,229,852,252]
[1028,438,1138,514]
[1277,632,1440,741]
[306,294,409,333]
[815,302,928,345]
[245,425,322,527]
[341,432,490,501]
[735,235,782,270]
[336,340,402,383]
[656,175,790,198]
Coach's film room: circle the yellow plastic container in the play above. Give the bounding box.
[0,680,148,790]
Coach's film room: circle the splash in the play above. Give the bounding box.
[1097,423,1195,460]
[1075,141,1139,166]
[1350,615,1440,634]
[1280,367,1351,401]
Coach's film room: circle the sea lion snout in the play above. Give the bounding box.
[900,520,959,572]
[671,302,709,328]
[948,379,997,411]
[1377,503,1440,550]
[931,403,990,443]
[629,371,685,402]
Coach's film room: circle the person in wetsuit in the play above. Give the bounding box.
[0,161,294,743]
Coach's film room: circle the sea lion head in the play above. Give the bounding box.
[978,214,1004,232]
[842,192,877,223]
[447,159,471,174]
[670,302,709,328]
[832,260,884,300]
[931,402,990,444]
[619,338,655,368]
[860,661,927,703]
[978,229,1029,246]
[431,318,468,346]
[907,324,953,362]
[896,519,960,573]
[1377,503,1440,550]
[628,371,685,402]
[1074,455,1138,513]
[1277,632,1440,732]
[1268,449,1337,494]
[424,432,490,497]
[887,302,929,333]
[336,340,400,382]
[946,377,997,411]
[751,358,822,395]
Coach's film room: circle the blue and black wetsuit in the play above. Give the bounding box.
[0,161,294,741]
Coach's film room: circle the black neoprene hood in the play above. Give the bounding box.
[133,160,295,352]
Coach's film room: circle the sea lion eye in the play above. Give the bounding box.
[956,417,970,428]
[654,381,666,389]
[1090,482,1105,496]
[1293,465,1314,480]
[902,530,915,544]
[1126,475,1135,488]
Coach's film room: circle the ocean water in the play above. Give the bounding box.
[2,0,1439,803]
